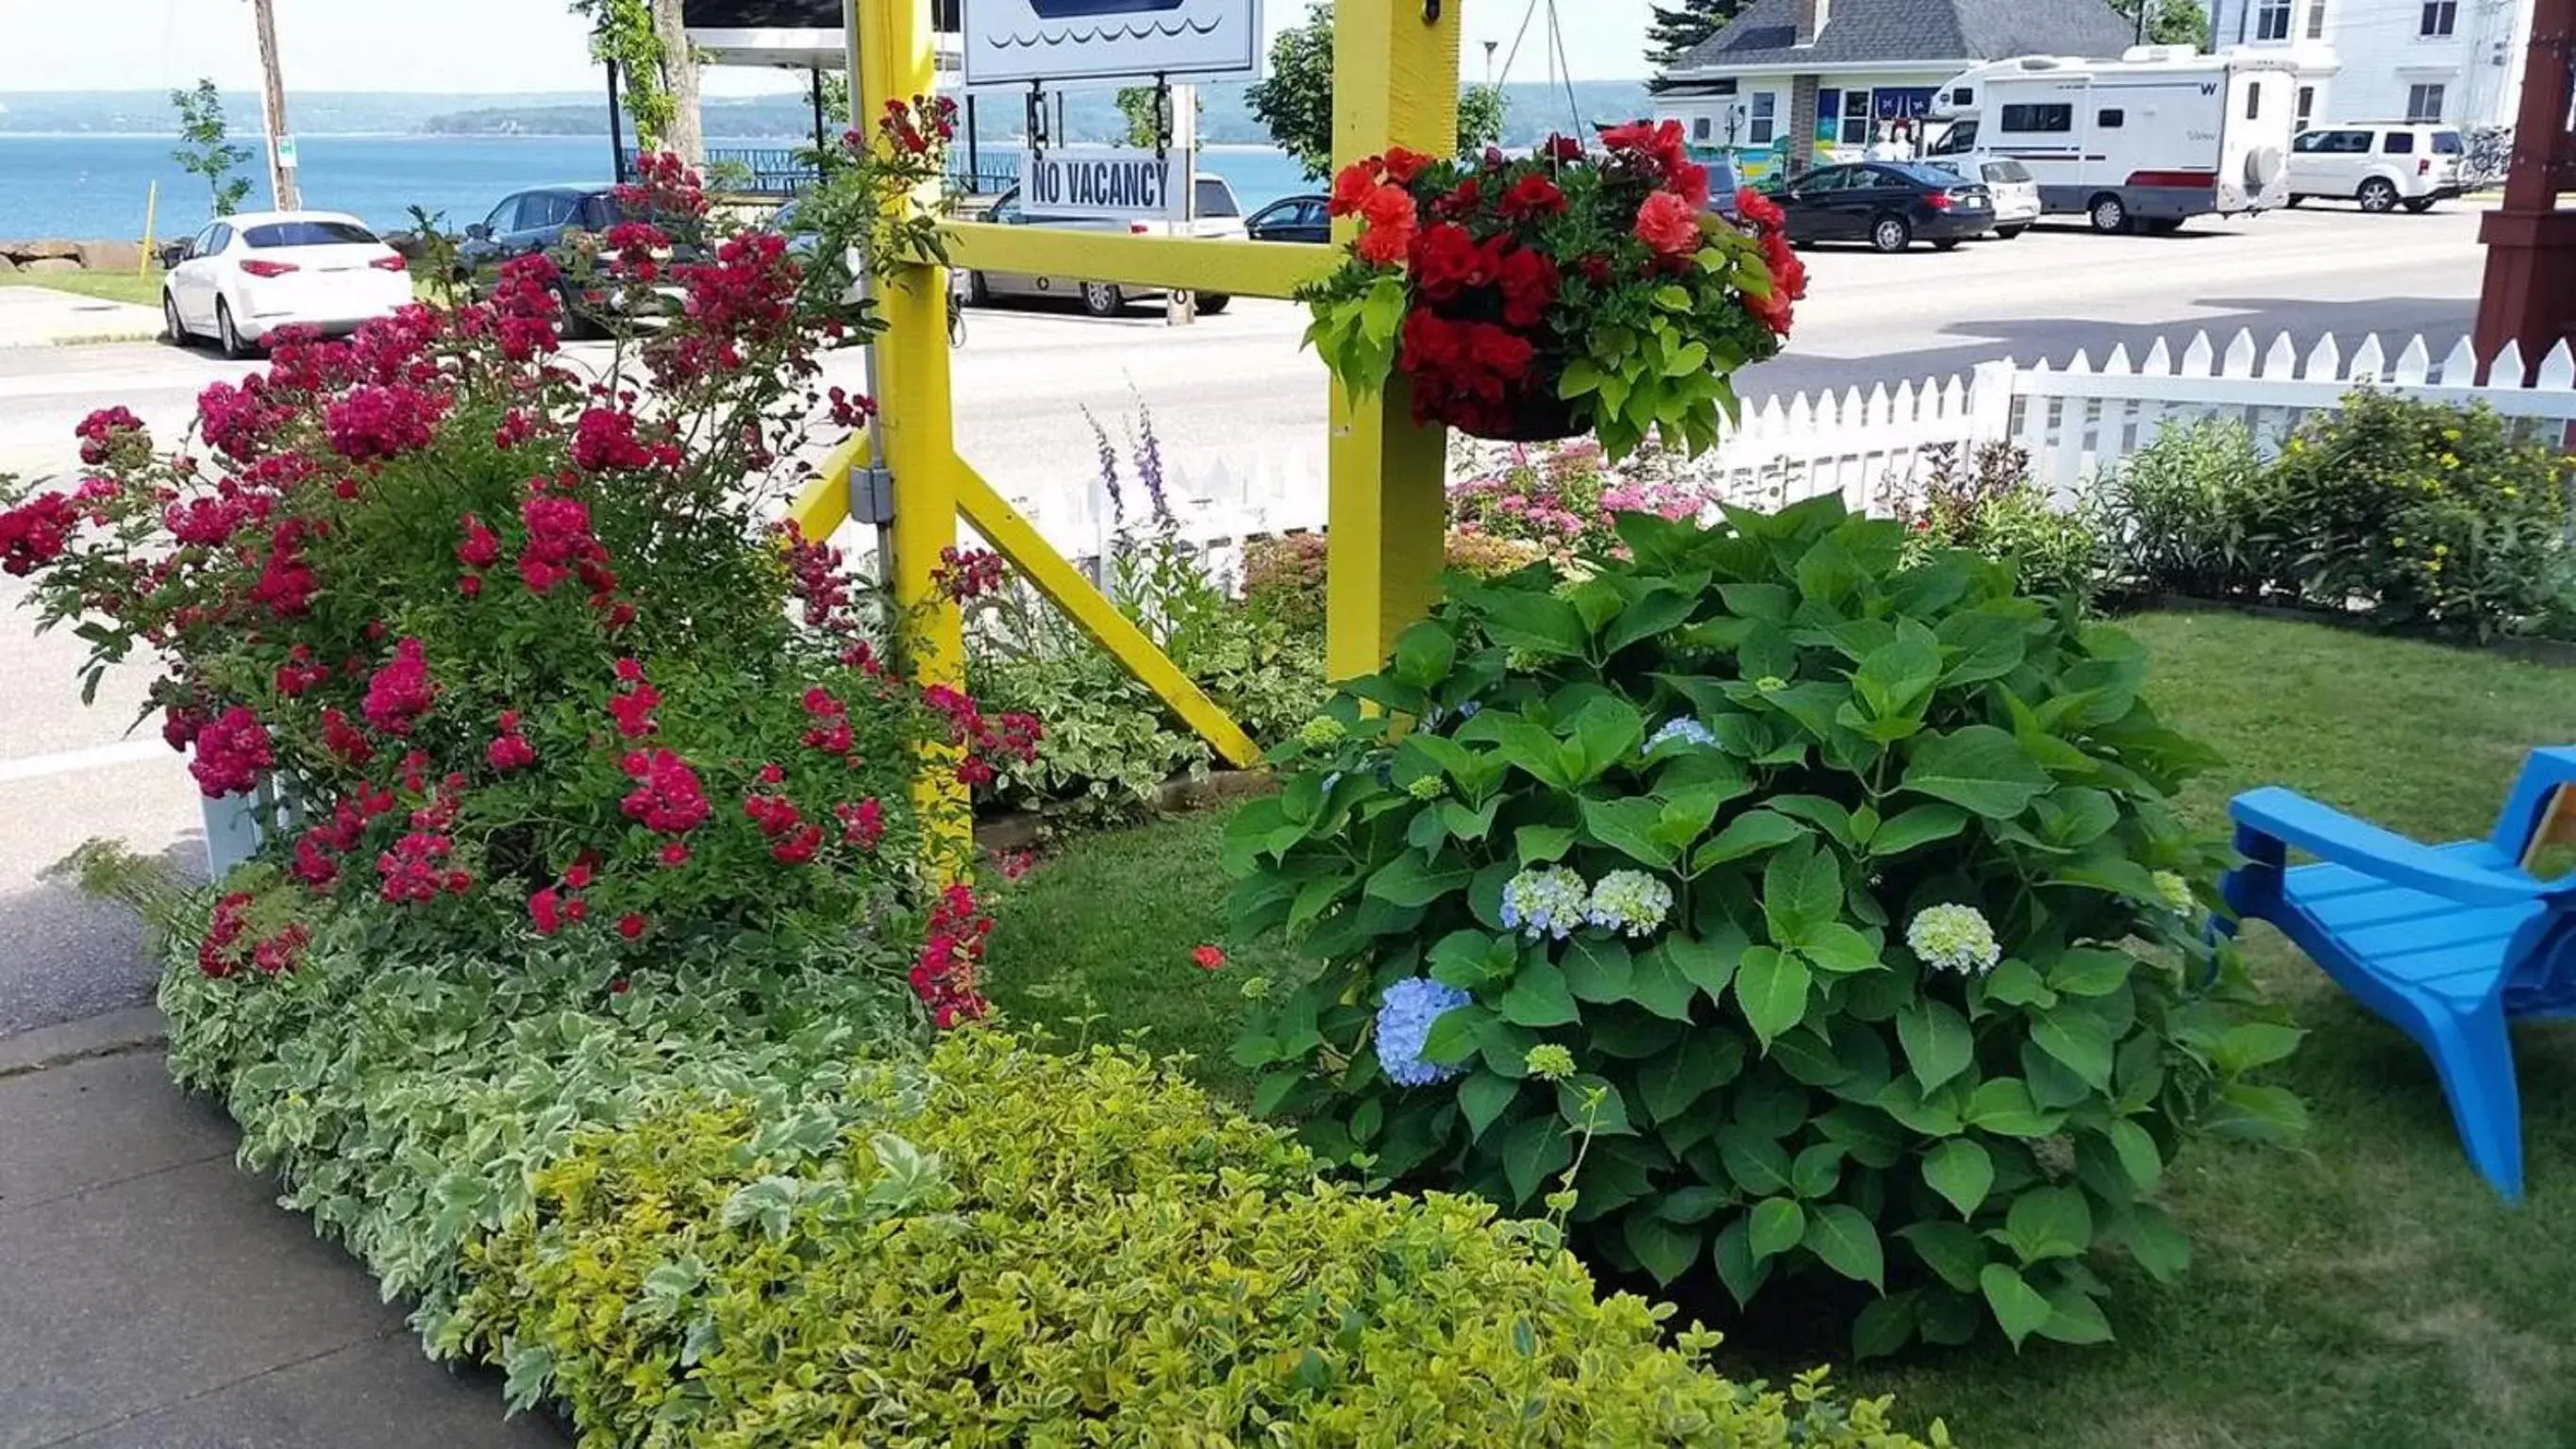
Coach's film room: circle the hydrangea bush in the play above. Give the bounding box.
[1226,494,2303,1354]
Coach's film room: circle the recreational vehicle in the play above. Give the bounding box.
[1927,45,2299,234]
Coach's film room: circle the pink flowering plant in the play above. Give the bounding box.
[0,154,1026,1026]
[1448,438,1716,564]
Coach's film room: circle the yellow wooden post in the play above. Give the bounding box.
[1325,0,1459,682]
[851,0,973,876]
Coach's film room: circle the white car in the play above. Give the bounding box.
[2287,123,2467,213]
[1930,157,2042,238]
[162,210,414,358]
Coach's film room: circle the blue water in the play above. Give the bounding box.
[0,133,1315,241]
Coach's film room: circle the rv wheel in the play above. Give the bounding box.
[2087,193,2132,235]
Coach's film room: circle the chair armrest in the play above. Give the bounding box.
[2232,786,2548,908]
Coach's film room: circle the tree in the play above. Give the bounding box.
[571,0,676,150]
[1113,85,1204,149]
[648,0,705,166]
[1647,0,1743,93]
[169,79,254,218]
[1246,1,1509,181]
[2108,0,2212,47]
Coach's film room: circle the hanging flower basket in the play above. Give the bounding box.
[1299,124,1805,460]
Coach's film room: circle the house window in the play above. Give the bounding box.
[2406,83,2447,121]
[2296,85,2317,127]
[2255,0,2293,40]
[2420,0,2456,35]
[1693,116,1715,142]
[1748,92,1778,145]
[1999,103,2074,133]
[2305,0,2327,38]
[1841,88,1874,144]
[2099,108,2127,127]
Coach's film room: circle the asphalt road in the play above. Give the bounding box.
[0,201,2489,1036]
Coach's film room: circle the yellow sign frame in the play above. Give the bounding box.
[802,0,1461,864]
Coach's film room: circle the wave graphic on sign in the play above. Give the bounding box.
[986,15,1223,50]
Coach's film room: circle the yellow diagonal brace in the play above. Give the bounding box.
[942,223,1337,302]
[954,462,1262,768]
[787,431,868,542]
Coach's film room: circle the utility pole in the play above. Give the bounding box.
[250,0,300,210]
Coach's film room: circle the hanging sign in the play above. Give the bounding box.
[961,0,1263,88]
[1018,144,1191,220]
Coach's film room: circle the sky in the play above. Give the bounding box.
[0,0,1652,95]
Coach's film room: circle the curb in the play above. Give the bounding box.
[0,329,163,349]
[0,1005,166,1079]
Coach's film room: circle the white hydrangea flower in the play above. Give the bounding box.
[1907,903,2001,975]
[1585,869,1676,939]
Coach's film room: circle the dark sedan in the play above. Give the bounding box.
[1777,163,1994,253]
[1246,194,1330,244]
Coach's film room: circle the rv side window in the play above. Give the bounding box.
[2384,130,2416,155]
[1999,103,2072,133]
[2245,84,2262,121]
[1949,87,1973,107]
[2098,108,2125,128]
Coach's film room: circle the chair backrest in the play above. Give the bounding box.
[2496,752,2576,1012]
[2492,748,2576,874]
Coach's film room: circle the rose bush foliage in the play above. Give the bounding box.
[1226,494,2303,1354]
[2,145,1023,1023]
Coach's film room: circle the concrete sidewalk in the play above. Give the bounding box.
[0,1011,564,1449]
[0,287,161,349]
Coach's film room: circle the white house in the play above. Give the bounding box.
[1655,0,2144,175]
[2206,0,2534,129]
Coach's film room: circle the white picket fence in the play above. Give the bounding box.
[988,328,2576,576]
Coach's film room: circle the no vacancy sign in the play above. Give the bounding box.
[961,0,1263,87]
[1017,146,1190,220]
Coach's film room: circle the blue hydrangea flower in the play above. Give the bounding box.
[1500,865,1590,941]
[1586,870,1676,939]
[1647,717,1717,752]
[1378,977,1474,1088]
[1907,903,2001,975]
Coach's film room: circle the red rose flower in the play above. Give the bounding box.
[1192,944,1227,971]
[1408,223,1490,302]
[1381,146,1433,185]
[1633,191,1702,258]
[1497,246,1561,329]
[1329,160,1381,217]
[1355,185,1418,267]
[1498,173,1566,221]
[1737,185,1786,231]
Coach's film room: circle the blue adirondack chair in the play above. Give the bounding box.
[2221,748,2576,1202]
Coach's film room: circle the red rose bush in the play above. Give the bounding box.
[0,146,1021,1027]
[1301,124,1804,459]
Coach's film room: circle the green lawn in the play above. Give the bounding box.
[987,609,2576,1449]
[0,267,166,308]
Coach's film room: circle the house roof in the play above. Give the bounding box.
[1673,0,2140,75]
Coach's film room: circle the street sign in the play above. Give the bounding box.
[961,0,1263,88]
[1017,145,1190,220]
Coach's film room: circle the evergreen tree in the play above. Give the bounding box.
[1647,0,1742,93]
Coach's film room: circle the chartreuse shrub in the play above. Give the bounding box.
[1226,494,2303,1355]
[77,844,917,1349]
[458,1029,1944,1447]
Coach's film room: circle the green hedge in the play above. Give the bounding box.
[459,1030,1947,1447]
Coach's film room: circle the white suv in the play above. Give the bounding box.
[2286,123,2466,213]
